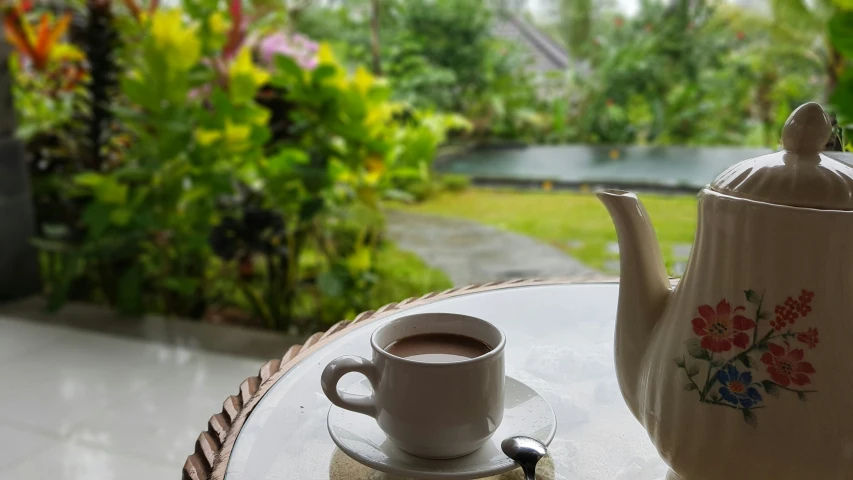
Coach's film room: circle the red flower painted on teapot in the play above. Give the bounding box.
[691,300,756,353]
[761,342,816,387]
[676,289,820,427]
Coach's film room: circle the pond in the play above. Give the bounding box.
[437,145,853,191]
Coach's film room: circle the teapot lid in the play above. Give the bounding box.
[710,102,853,210]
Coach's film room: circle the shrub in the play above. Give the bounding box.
[9,1,459,331]
[440,174,471,193]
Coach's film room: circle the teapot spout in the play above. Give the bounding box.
[597,189,671,420]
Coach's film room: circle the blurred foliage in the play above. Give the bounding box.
[294,0,542,142]
[560,0,593,60]
[293,0,840,147]
[553,0,828,146]
[827,0,853,143]
[8,0,457,331]
[8,0,853,332]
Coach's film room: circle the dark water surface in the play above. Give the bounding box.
[437,145,853,190]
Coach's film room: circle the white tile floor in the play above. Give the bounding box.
[0,315,261,479]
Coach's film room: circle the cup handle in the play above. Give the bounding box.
[321,355,379,418]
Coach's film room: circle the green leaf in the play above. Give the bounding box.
[762,380,780,398]
[74,172,106,187]
[121,76,156,109]
[95,181,128,205]
[686,364,700,377]
[346,247,373,273]
[230,74,260,105]
[831,72,853,120]
[109,208,132,226]
[797,391,808,401]
[684,383,698,391]
[829,12,853,58]
[710,359,723,368]
[114,167,152,184]
[685,338,711,361]
[317,270,344,297]
[674,357,686,368]
[161,277,200,296]
[710,393,720,403]
[834,0,853,9]
[274,55,304,81]
[299,198,326,221]
[742,408,758,428]
[738,355,753,369]
[117,264,144,315]
[312,65,338,85]
[744,289,759,304]
[82,204,113,237]
[46,253,80,312]
[770,0,822,31]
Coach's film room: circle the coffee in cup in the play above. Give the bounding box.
[321,312,506,459]
[385,332,493,362]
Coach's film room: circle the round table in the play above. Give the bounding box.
[192,280,669,480]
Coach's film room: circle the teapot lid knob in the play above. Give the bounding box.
[711,102,853,210]
[781,102,833,155]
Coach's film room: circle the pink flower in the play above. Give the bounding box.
[258,32,318,70]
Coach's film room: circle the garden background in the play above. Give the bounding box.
[4,0,853,335]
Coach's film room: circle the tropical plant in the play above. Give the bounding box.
[292,0,533,139]
[559,0,593,59]
[827,3,853,145]
[554,0,826,147]
[50,9,268,315]
[5,0,457,331]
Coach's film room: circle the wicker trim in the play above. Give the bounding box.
[181,277,616,479]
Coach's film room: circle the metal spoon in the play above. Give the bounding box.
[501,436,547,480]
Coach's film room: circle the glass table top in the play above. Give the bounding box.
[225,284,667,480]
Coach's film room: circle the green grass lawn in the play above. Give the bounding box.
[395,189,698,275]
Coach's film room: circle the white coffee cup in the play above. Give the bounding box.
[321,312,506,459]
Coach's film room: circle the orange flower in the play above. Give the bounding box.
[3,7,72,71]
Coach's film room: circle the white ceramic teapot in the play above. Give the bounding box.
[598,102,853,480]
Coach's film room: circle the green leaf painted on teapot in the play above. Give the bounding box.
[685,338,711,361]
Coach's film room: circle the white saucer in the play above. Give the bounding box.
[327,376,557,480]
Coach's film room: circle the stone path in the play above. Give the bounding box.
[386,210,603,286]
